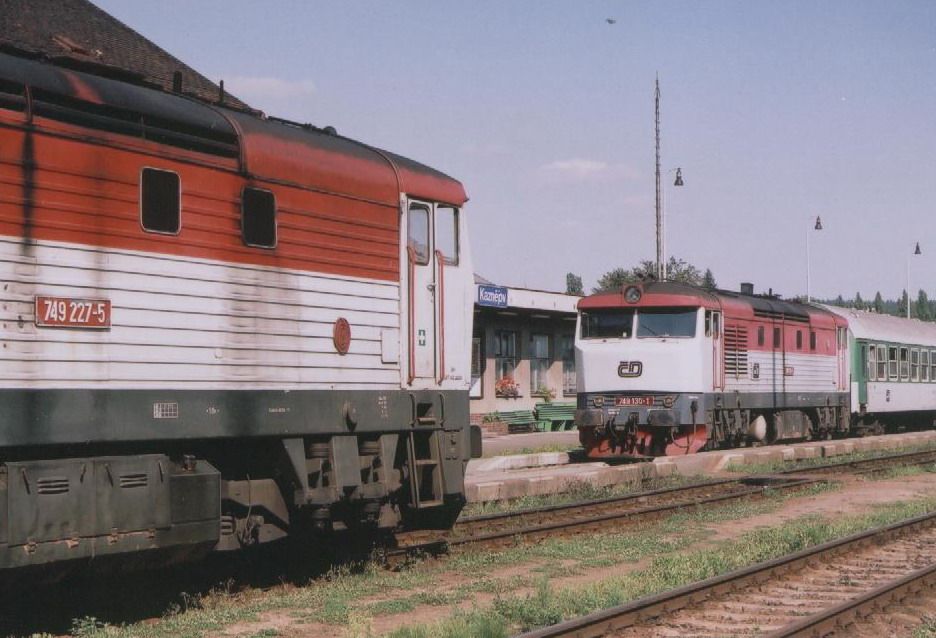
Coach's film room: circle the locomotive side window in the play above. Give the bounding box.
[888,346,898,380]
[796,330,803,350]
[877,345,887,379]
[141,168,180,234]
[407,204,430,265]
[922,350,930,382]
[899,347,909,380]
[810,331,816,351]
[436,206,459,265]
[912,348,921,381]
[757,326,765,346]
[581,309,635,339]
[773,327,781,348]
[241,187,276,248]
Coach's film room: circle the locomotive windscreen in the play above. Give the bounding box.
[581,309,636,339]
[636,308,698,338]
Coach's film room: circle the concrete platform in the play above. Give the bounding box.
[463,430,936,503]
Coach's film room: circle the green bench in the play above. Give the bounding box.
[535,402,577,431]
[495,409,539,433]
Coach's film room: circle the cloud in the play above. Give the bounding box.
[221,75,316,102]
[540,158,641,181]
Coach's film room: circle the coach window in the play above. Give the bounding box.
[877,345,887,380]
[773,327,781,349]
[900,347,909,380]
[931,350,936,381]
[911,348,921,381]
[796,330,803,350]
[436,206,459,265]
[922,350,930,382]
[888,346,898,380]
[241,187,276,248]
[866,345,876,381]
[407,204,430,265]
[757,326,765,346]
[141,168,180,234]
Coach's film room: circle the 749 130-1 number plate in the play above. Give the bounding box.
[615,396,654,407]
[35,296,111,329]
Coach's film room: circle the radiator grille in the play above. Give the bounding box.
[724,326,749,378]
[153,402,179,419]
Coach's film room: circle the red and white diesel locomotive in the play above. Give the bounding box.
[0,51,478,571]
[575,282,851,457]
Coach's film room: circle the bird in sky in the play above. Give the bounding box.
[606,18,616,24]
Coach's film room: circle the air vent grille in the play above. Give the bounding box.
[119,473,148,489]
[724,326,749,378]
[37,476,69,495]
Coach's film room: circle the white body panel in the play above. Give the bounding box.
[1,234,474,391]
[724,351,839,393]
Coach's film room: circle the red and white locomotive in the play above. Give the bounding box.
[575,282,850,457]
[0,51,477,571]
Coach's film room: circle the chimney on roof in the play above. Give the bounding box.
[740,282,754,296]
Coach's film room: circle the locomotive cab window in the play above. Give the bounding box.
[637,308,697,338]
[241,187,276,248]
[436,205,459,265]
[141,168,180,234]
[581,309,635,339]
[407,204,430,265]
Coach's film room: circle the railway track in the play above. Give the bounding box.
[389,446,936,563]
[516,510,936,637]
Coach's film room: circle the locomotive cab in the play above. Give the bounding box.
[576,286,716,456]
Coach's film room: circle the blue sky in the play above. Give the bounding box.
[96,1,936,299]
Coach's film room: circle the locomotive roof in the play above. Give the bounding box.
[822,305,936,346]
[579,281,843,325]
[0,51,467,207]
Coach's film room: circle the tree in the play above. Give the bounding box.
[853,292,864,310]
[593,256,708,293]
[833,295,845,307]
[702,268,717,290]
[873,292,884,313]
[565,272,584,296]
[917,290,931,321]
[899,289,909,317]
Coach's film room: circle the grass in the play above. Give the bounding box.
[65,480,839,638]
[915,616,936,638]
[460,473,713,518]
[725,439,936,475]
[480,442,580,457]
[864,462,936,481]
[390,495,936,637]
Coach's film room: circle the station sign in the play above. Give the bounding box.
[477,285,508,308]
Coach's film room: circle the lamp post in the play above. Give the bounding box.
[806,215,822,303]
[654,77,683,281]
[908,242,922,318]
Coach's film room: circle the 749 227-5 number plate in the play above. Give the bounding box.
[35,296,111,329]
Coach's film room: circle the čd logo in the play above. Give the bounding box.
[617,361,643,378]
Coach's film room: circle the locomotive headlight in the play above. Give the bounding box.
[592,395,605,407]
[624,286,641,303]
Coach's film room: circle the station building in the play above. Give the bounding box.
[470,277,581,423]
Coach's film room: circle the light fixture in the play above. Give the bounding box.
[674,167,684,187]
[915,242,922,255]
[624,286,642,303]
[814,216,823,231]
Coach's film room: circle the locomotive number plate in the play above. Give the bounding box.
[615,396,654,407]
[35,296,111,329]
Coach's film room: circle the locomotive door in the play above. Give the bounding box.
[406,201,438,385]
[711,311,724,390]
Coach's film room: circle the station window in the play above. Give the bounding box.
[888,346,898,380]
[494,330,517,390]
[530,334,551,394]
[757,326,765,346]
[773,327,781,348]
[407,204,430,265]
[911,348,920,381]
[900,347,909,380]
[560,334,576,395]
[141,168,180,234]
[470,336,483,397]
[866,345,875,381]
[436,206,459,265]
[877,345,887,380]
[241,187,276,248]
[923,350,930,382]
[810,331,817,351]
[796,330,803,350]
